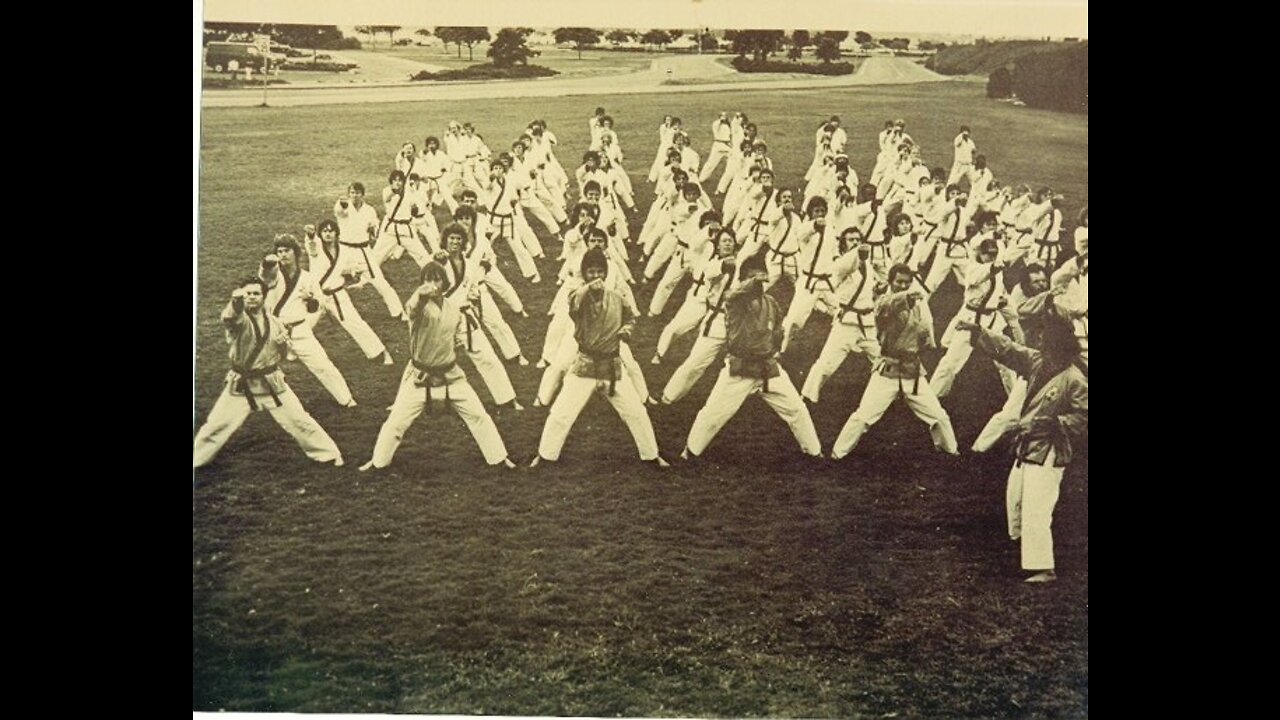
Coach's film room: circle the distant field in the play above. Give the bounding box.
[195,81,1088,716]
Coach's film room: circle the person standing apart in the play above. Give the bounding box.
[193,276,344,469]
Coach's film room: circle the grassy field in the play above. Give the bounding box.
[376,45,658,78]
[194,81,1088,716]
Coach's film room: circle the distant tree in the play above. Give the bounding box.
[640,29,672,50]
[792,30,812,49]
[699,31,719,51]
[669,30,684,41]
[987,66,1013,98]
[204,22,264,43]
[415,28,432,38]
[883,37,911,51]
[722,29,740,42]
[731,30,786,61]
[818,30,849,44]
[437,27,491,61]
[554,27,602,59]
[606,29,635,46]
[488,27,537,66]
[815,36,842,63]
[374,25,402,46]
[854,30,873,45]
[271,25,348,51]
[354,26,376,46]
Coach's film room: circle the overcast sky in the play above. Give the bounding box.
[201,0,1089,39]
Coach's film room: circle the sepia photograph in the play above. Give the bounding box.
[193,0,1088,716]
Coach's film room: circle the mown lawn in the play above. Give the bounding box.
[194,81,1088,716]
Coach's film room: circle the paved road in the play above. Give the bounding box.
[201,56,953,109]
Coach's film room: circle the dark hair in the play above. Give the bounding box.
[1021,263,1048,295]
[974,155,987,170]
[738,251,767,280]
[572,202,599,223]
[389,169,406,183]
[419,261,450,289]
[698,210,723,228]
[424,135,440,147]
[440,222,469,245]
[460,189,478,201]
[858,183,877,203]
[960,125,971,133]
[586,227,608,245]
[349,182,365,195]
[317,219,339,237]
[583,180,602,196]
[682,182,703,198]
[581,247,609,277]
[805,197,829,215]
[453,205,476,224]
[272,233,301,256]
[1040,314,1082,367]
[887,263,914,284]
[238,275,266,292]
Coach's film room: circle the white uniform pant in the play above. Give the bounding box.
[193,385,341,468]
[477,289,522,361]
[370,367,508,468]
[832,373,958,458]
[783,284,836,335]
[374,222,431,268]
[699,142,731,184]
[286,323,354,405]
[515,209,545,259]
[948,160,973,187]
[932,310,1014,399]
[661,332,725,404]
[648,142,672,183]
[541,310,573,365]
[484,267,525,314]
[648,254,691,316]
[491,215,540,280]
[521,197,561,237]
[1006,448,1063,571]
[801,321,881,403]
[317,290,386,359]
[656,296,708,358]
[685,365,821,457]
[537,338,647,406]
[922,251,967,296]
[717,155,742,195]
[639,203,668,252]
[537,371,660,461]
[344,244,404,318]
[973,375,1027,452]
[458,320,517,405]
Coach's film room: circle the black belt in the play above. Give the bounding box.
[877,358,923,395]
[732,354,776,392]
[839,305,875,335]
[803,271,834,292]
[966,303,1002,329]
[411,359,457,410]
[581,350,620,396]
[231,363,282,410]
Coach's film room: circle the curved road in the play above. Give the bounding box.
[201,56,952,108]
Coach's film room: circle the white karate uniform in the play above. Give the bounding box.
[801,253,882,403]
[699,120,734,184]
[305,239,388,360]
[930,259,1015,398]
[333,199,404,318]
[263,266,354,406]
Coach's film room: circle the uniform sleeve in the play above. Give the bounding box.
[971,327,1039,378]
[1056,376,1088,441]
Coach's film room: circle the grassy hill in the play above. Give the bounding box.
[926,40,1082,76]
